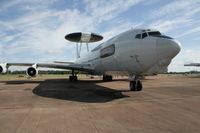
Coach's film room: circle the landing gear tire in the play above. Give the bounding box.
[130,80,142,91]
[69,69,78,82]
[69,76,77,82]
[103,75,113,81]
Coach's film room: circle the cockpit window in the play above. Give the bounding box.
[148,31,161,36]
[142,33,147,39]
[148,31,173,39]
[135,34,141,39]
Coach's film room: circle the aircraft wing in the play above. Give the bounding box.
[184,63,200,67]
[37,63,94,72]
[1,62,94,73]
[53,61,74,64]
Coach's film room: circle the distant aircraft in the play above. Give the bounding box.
[0,29,181,91]
[184,63,200,67]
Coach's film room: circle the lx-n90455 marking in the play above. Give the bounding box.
[0,29,181,91]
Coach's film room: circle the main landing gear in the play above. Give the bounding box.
[129,76,142,91]
[69,70,77,82]
[103,75,113,81]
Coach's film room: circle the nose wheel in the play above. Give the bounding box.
[69,69,78,82]
[69,75,77,82]
[129,76,142,91]
[103,75,113,81]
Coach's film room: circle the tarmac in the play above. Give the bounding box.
[0,75,200,133]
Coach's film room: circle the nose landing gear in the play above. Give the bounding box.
[129,76,143,91]
[69,70,78,82]
[103,75,113,81]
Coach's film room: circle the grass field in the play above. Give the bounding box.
[0,74,70,81]
[0,74,103,81]
[0,73,199,81]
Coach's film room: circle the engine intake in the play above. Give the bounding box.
[0,66,3,73]
[26,67,38,77]
[0,63,7,73]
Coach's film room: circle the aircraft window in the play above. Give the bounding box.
[100,44,115,58]
[135,34,141,39]
[142,33,147,39]
[148,31,161,36]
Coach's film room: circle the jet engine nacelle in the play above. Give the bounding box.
[26,66,38,77]
[0,63,7,73]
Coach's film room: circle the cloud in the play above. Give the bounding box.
[176,26,200,38]
[0,0,58,12]
[151,0,200,18]
[0,0,143,63]
[148,0,200,33]
[148,16,192,32]
[84,0,144,23]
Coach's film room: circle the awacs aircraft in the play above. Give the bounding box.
[0,29,181,91]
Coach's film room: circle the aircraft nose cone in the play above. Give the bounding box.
[171,40,181,57]
[156,38,181,60]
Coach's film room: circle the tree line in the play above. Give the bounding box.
[7,70,88,75]
[5,70,200,75]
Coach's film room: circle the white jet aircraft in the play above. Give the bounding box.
[0,29,181,91]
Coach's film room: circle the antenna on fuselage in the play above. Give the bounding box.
[65,32,103,58]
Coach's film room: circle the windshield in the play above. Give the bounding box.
[148,31,161,36]
[148,31,173,39]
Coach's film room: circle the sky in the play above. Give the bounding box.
[0,0,200,72]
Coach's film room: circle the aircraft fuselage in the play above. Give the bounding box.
[75,29,181,77]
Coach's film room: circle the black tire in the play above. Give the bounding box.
[103,75,106,81]
[0,66,3,73]
[103,75,112,81]
[69,76,77,82]
[137,81,142,91]
[108,75,112,81]
[130,81,136,91]
[130,80,142,91]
